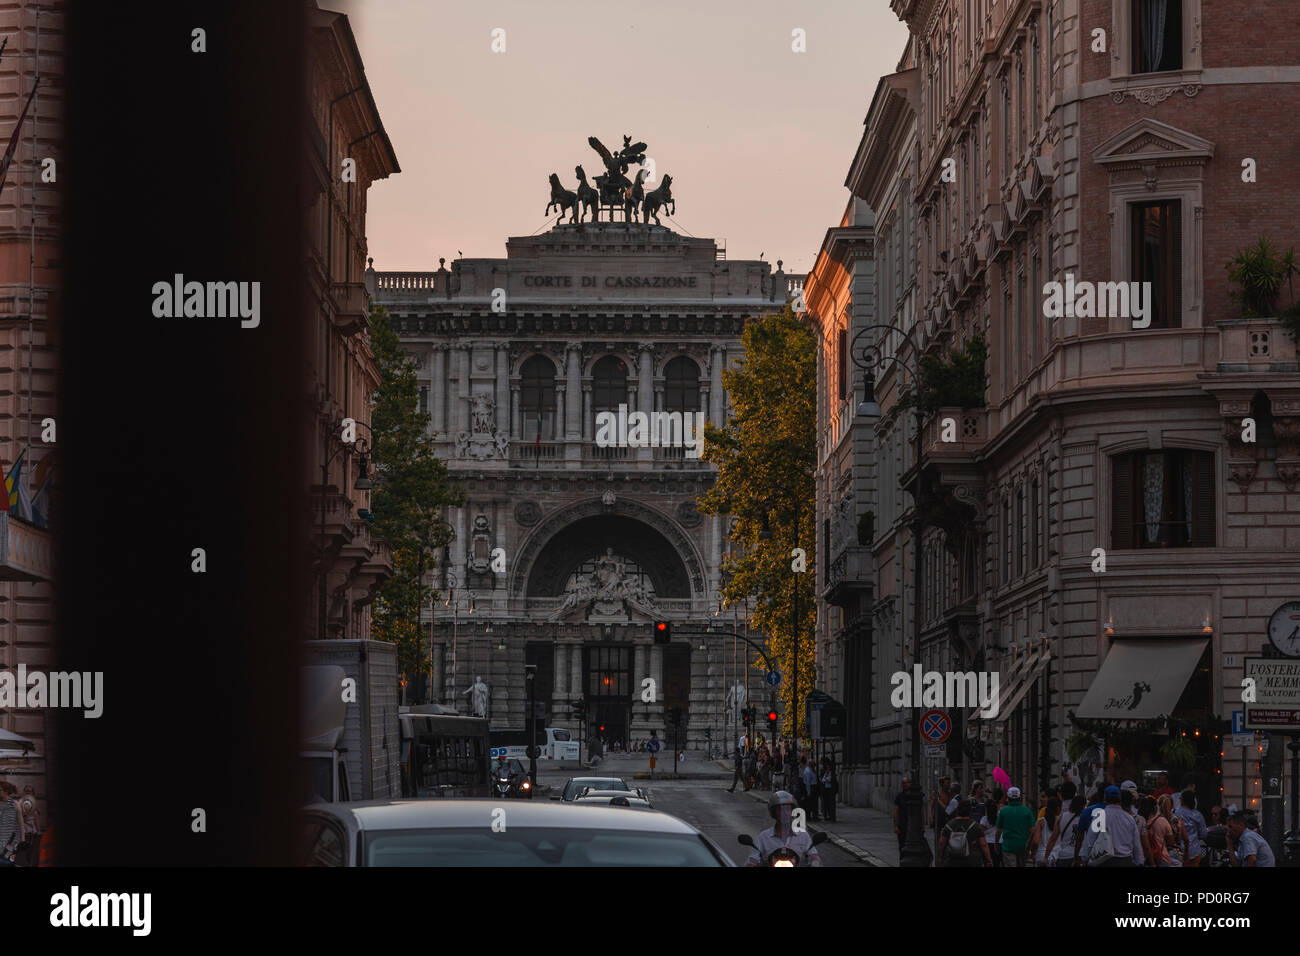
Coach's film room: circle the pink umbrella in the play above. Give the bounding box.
[992,766,1011,790]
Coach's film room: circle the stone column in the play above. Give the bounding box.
[554,644,567,697]
[570,640,583,700]
[555,385,566,441]
[510,384,521,441]
[581,384,593,442]
[710,347,724,424]
[638,345,654,412]
[565,345,582,439]
[430,346,446,435]
[495,346,509,435]
[650,645,664,710]
[456,344,471,437]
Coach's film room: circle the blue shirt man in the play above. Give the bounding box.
[1175,790,1207,863]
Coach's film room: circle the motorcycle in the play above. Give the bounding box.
[737,830,828,867]
[494,771,533,800]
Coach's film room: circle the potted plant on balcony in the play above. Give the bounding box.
[915,331,988,414]
[1226,238,1300,352]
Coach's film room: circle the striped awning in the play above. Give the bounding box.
[968,639,1052,724]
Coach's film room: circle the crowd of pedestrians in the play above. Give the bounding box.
[896,772,1275,868]
[725,738,838,823]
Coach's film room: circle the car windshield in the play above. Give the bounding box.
[563,779,629,800]
[363,827,724,866]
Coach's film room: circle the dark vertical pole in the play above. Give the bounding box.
[902,406,931,866]
[1285,737,1300,865]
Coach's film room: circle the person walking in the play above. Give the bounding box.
[1174,789,1208,868]
[800,755,820,821]
[819,756,837,823]
[745,746,759,791]
[931,776,953,835]
[994,786,1036,867]
[1029,796,1061,866]
[894,776,912,861]
[938,799,992,868]
[726,744,746,793]
[1074,784,1109,864]
[0,781,24,866]
[1120,785,1152,866]
[981,791,1006,867]
[1079,785,1144,867]
[1044,794,1085,867]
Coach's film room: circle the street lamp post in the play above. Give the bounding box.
[851,322,932,867]
[525,664,538,785]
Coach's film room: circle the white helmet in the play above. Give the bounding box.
[768,790,797,819]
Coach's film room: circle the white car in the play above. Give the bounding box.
[571,789,653,810]
[295,799,732,866]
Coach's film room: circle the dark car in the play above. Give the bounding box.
[295,800,734,866]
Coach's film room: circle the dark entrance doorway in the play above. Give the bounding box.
[584,644,632,751]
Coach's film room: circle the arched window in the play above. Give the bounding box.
[663,356,700,414]
[520,355,556,440]
[592,355,629,420]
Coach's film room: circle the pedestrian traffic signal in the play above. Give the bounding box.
[653,620,671,644]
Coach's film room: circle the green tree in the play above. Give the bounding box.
[367,304,463,685]
[697,306,817,736]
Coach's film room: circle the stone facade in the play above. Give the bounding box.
[0,0,61,832]
[370,221,801,751]
[822,0,1300,814]
[304,5,398,643]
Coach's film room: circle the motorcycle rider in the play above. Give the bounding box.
[746,790,823,867]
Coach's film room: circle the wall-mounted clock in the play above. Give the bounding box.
[1267,601,1300,658]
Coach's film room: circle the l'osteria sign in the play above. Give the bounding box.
[1243,658,1300,732]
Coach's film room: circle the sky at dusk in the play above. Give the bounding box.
[340,0,909,275]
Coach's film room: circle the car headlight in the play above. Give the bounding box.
[522,780,531,789]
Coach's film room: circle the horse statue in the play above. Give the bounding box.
[623,169,647,223]
[574,165,599,223]
[546,173,579,224]
[642,174,674,226]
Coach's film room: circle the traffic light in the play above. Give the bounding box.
[742,707,751,727]
[571,698,585,722]
[767,710,778,724]
[653,620,671,644]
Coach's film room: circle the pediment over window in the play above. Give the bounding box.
[1091,118,1215,169]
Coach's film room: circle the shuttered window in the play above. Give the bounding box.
[1112,449,1214,548]
[1131,200,1182,329]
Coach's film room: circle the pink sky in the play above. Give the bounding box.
[341,0,908,274]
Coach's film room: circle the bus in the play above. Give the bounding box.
[399,708,491,798]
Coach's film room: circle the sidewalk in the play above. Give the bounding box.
[724,764,897,867]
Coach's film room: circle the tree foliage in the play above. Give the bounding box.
[697,306,817,735]
[367,305,463,682]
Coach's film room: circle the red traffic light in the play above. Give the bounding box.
[599,725,605,732]
[655,621,667,632]
[767,711,778,722]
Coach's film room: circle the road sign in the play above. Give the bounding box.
[1231,734,1255,748]
[1231,710,1246,734]
[925,744,945,757]
[920,709,951,744]
[1243,658,1300,732]
[646,738,661,754]
[765,670,782,687]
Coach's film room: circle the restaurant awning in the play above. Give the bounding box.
[968,639,1050,723]
[1074,638,1208,720]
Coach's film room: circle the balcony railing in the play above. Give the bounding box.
[1215,317,1299,373]
[510,441,563,462]
[922,407,987,458]
[824,545,872,606]
[0,513,53,582]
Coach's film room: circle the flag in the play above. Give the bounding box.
[0,77,40,198]
[30,474,49,529]
[3,451,26,518]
